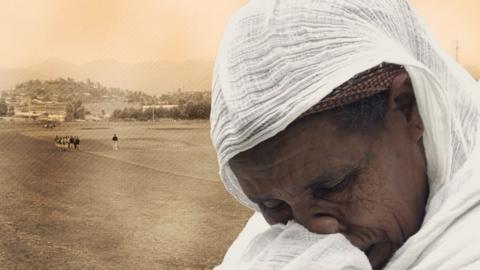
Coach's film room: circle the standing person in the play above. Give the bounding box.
[69,136,74,151]
[74,136,80,150]
[112,133,118,151]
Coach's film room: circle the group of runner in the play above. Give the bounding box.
[55,136,80,151]
[54,134,119,151]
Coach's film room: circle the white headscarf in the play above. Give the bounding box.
[210,0,480,269]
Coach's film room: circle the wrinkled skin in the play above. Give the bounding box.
[229,74,429,269]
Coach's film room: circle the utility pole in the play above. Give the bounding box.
[152,105,155,122]
[28,97,31,120]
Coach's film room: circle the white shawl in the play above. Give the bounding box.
[210,0,480,269]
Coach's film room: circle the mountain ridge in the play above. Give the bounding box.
[0,59,214,95]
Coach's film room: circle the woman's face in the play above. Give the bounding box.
[229,108,428,269]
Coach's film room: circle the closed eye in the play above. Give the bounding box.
[260,199,285,210]
[329,169,358,192]
[312,169,359,199]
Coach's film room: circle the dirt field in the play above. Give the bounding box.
[0,120,252,270]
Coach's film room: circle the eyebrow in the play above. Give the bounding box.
[302,166,356,190]
[249,197,270,204]
[247,165,357,204]
[302,153,369,190]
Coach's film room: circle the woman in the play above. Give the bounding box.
[210,0,480,269]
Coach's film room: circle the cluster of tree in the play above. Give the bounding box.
[2,78,211,106]
[65,100,87,121]
[111,101,210,121]
[126,91,158,104]
[0,99,9,116]
[159,90,210,105]
[3,78,154,104]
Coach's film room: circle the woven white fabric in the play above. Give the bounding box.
[214,213,372,270]
[215,216,371,270]
[210,0,480,269]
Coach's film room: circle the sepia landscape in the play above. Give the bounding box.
[0,62,253,269]
[0,119,252,269]
[0,0,478,269]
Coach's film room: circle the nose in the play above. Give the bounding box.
[306,215,341,234]
[292,206,341,234]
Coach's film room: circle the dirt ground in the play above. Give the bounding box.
[0,120,252,270]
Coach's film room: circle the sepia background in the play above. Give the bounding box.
[0,1,478,269]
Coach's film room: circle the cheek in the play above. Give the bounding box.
[338,166,417,244]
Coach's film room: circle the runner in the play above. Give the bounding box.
[54,136,59,150]
[69,136,75,151]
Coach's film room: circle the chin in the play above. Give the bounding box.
[365,242,394,270]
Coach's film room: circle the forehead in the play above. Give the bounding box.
[229,114,370,185]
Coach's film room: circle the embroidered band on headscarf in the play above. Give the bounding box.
[299,63,405,118]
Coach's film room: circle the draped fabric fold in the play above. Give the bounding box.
[215,213,373,270]
[210,0,480,268]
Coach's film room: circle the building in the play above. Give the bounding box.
[12,100,67,121]
[142,104,179,112]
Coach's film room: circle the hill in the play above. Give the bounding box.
[1,78,154,104]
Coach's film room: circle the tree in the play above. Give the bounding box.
[7,105,14,116]
[111,109,122,121]
[0,99,7,116]
[65,100,86,121]
[183,101,210,119]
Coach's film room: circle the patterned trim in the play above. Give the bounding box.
[299,63,405,118]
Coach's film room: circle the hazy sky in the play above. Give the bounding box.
[410,0,480,68]
[0,0,478,68]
